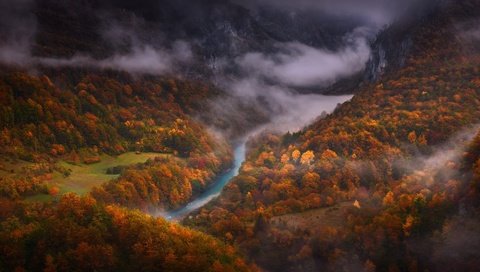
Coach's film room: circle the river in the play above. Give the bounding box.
[164,140,247,221]
[162,94,353,221]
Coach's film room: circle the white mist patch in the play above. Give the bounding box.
[456,19,480,42]
[234,0,427,26]
[0,0,36,66]
[236,28,372,88]
[37,41,193,75]
[0,46,31,66]
[420,126,479,169]
[267,92,352,132]
[215,28,368,135]
[228,78,352,134]
[420,126,480,172]
[391,125,480,189]
[0,3,193,76]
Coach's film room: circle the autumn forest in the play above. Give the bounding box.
[1,0,480,271]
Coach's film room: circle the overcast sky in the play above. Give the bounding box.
[233,0,434,26]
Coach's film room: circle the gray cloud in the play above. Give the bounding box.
[201,27,373,137]
[0,2,193,75]
[431,216,480,271]
[233,0,430,26]
[0,0,36,65]
[32,8,194,75]
[236,28,372,88]
[37,41,193,75]
[229,78,352,134]
[456,19,480,42]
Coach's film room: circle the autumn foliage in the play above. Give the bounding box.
[186,2,480,271]
[0,194,254,272]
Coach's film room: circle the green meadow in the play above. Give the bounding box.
[25,152,165,202]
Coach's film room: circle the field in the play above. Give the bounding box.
[269,202,353,231]
[23,152,165,202]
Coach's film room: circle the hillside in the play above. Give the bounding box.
[185,1,480,271]
[0,194,254,272]
[0,68,243,213]
[1,0,480,271]
[0,64,262,270]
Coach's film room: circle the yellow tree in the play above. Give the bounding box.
[291,150,301,162]
[300,151,315,165]
[408,131,417,144]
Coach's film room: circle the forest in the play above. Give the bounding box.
[0,68,250,270]
[1,0,480,271]
[184,2,480,271]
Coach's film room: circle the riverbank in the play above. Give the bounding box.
[162,140,247,220]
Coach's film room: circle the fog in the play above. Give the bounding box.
[222,78,352,134]
[233,0,435,26]
[34,12,194,74]
[421,126,480,171]
[236,28,372,88]
[204,26,370,137]
[0,1,192,75]
[457,19,480,42]
[431,216,480,270]
[0,0,439,137]
[38,42,193,75]
[49,25,191,75]
[0,0,364,139]
[377,125,480,190]
[0,0,36,65]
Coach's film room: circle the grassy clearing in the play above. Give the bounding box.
[0,157,36,178]
[56,152,165,195]
[23,152,165,202]
[270,202,353,231]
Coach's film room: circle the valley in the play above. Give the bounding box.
[1,0,480,271]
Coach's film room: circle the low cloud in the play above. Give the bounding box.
[34,8,194,75]
[456,19,480,42]
[431,216,480,271]
[236,28,372,88]
[0,0,36,65]
[384,125,480,190]
[227,78,352,134]
[421,126,480,170]
[233,0,433,26]
[0,2,193,76]
[37,41,193,75]
[202,28,369,138]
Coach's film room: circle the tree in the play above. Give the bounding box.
[48,186,60,197]
[383,192,395,207]
[300,151,315,165]
[291,150,301,162]
[44,255,56,272]
[408,131,417,144]
[321,149,338,160]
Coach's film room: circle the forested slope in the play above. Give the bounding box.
[186,1,480,271]
[0,59,260,272]
[0,68,233,210]
[0,194,254,272]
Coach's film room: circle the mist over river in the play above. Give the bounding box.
[162,94,353,220]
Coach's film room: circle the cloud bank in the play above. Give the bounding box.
[204,27,371,137]
[38,41,193,75]
[236,28,372,88]
[228,79,352,134]
[233,0,430,26]
[0,0,36,65]
[0,1,192,75]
